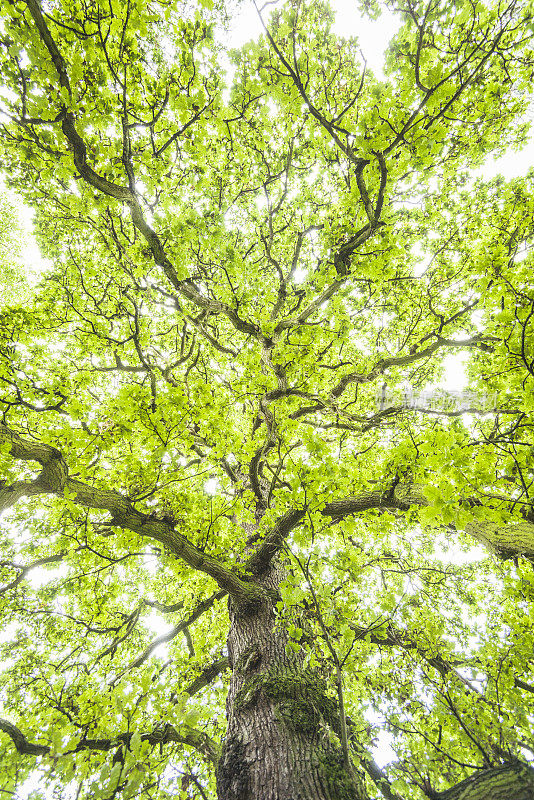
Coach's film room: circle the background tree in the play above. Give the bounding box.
[0,0,534,798]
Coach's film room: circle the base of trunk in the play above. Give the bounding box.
[217,565,366,800]
[217,725,360,800]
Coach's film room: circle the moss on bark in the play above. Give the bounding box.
[233,666,338,734]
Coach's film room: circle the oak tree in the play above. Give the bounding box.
[0,0,534,798]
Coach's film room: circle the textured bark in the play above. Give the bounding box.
[433,762,534,800]
[465,520,534,558]
[217,562,366,800]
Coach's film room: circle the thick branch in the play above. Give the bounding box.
[465,519,534,559]
[0,719,49,756]
[329,483,534,559]
[348,728,406,800]
[0,717,219,765]
[330,336,493,400]
[186,657,229,696]
[245,508,306,574]
[25,0,132,203]
[246,479,534,575]
[0,423,262,607]
[0,553,65,594]
[432,762,534,800]
[246,489,411,574]
[24,0,264,344]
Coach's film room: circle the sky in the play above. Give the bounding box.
[227,0,402,71]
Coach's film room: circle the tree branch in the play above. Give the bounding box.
[246,478,534,575]
[0,423,263,607]
[0,553,65,594]
[0,719,49,756]
[431,762,534,800]
[0,717,219,765]
[24,0,266,345]
[185,657,229,697]
[111,590,226,684]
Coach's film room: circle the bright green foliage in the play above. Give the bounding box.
[0,0,533,798]
[0,192,25,305]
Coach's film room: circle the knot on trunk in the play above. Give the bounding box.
[35,450,68,491]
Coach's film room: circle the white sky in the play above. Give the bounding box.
[228,0,401,74]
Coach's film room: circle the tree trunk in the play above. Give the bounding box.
[216,562,366,800]
[215,559,534,800]
[434,762,534,800]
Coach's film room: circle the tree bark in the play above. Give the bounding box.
[216,562,367,800]
[433,762,534,800]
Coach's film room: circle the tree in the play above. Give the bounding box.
[0,0,534,797]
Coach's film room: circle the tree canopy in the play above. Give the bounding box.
[1,0,534,798]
